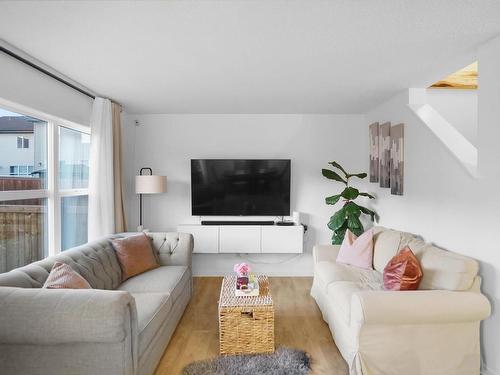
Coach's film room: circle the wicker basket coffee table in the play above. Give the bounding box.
[218,275,275,355]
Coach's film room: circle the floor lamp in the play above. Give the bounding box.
[135,167,167,231]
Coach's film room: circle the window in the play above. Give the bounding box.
[0,198,48,271]
[59,126,90,250]
[0,104,90,271]
[1,114,46,189]
[61,195,88,250]
[16,136,29,149]
[9,165,33,176]
[59,126,90,189]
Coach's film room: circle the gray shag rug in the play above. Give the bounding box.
[182,347,311,375]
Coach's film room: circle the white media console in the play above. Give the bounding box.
[177,224,304,254]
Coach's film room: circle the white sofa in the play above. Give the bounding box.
[311,226,491,375]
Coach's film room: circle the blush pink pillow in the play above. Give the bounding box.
[336,229,374,269]
[43,262,92,289]
[111,233,159,281]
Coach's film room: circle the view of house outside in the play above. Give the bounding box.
[0,109,46,189]
[0,108,90,273]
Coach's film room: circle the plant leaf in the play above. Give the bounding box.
[358,205,377,222]
[341,187,359,200]
[346,172,367,179]
[350,225,364,237]
[331,222,348,244]
[328,161,348,177]
[328,207,347,230]
[344,201,361,217]
[322,169,347,184]
[325,194,341,205]
[358,192,375,199]
[347,212,362,229]
[332,230,346,245]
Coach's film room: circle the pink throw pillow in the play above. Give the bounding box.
[336,229,374,269]
[43,261,92,289]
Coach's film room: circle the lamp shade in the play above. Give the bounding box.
[135,175,167,194]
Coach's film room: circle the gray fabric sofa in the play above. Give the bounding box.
[0,231,193,375]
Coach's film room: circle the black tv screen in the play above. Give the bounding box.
[191,159,291,216]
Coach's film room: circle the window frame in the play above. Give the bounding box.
[16,136,30,149]
[0,98,90,255]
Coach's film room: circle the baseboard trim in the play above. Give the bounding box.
[192,252,313,277]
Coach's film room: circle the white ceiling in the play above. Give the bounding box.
[0,1,500,114]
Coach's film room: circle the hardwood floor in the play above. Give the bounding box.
[155,277,348,375]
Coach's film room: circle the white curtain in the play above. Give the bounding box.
[112,102,127,233]
[88,97,115,241]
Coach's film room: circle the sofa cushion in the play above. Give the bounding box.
[374,228,479,291]
[315,261,382,293]
[372,228,402,272]
[118,266,190,303]
[418,245,478,291]
[327,281,383,323]
[133,292,172,356]
[0,237,123,290]
[400,236,428,256]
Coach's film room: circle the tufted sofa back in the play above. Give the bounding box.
[147,232,191,267]
[0,236,122,289]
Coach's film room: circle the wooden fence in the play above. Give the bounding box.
[0,204,45,273]
[0,176,42,191]
[0,176,44,206]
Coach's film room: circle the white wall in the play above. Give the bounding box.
[122,114,368,276]
[0,52,92,125]
[426,88,478,145]
[366,35,500,375]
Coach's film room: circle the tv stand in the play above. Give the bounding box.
[177,223,303,254]
[201,220,275,226]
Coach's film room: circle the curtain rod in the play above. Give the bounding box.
[0,45,96,100]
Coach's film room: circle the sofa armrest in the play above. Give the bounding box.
[148,232,193,268]
[0,287,136,345]
[313,244,341,264]
[351,290,491,326]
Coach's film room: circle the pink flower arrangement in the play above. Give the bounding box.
[233,262,250,276]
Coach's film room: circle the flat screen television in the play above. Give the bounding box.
[191,159,291,216]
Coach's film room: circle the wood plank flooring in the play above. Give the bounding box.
[155,277,348,375]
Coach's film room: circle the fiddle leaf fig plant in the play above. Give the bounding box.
[322,161,377,244]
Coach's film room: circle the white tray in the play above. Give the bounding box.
[235,287,260,297]
[235,280,260,297]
